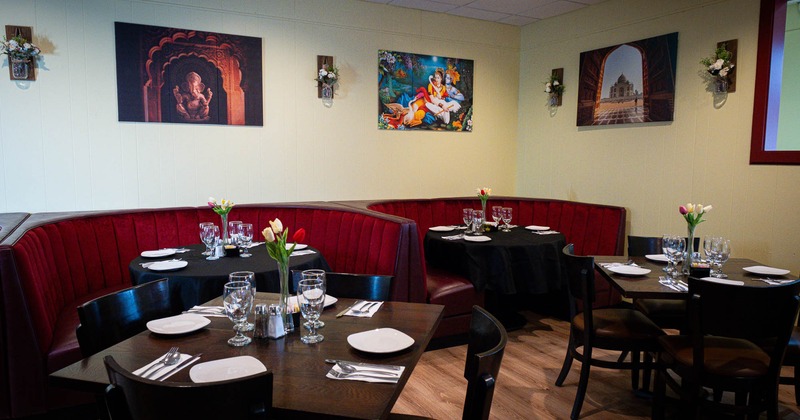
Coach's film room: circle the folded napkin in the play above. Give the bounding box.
[441,234,464,240]
[291,249,316,257]
[133,352,195,381]
[658,277,687,291]
[344,301,383,318]
[601,262,640,268]
[139,259,182,268]
[759,278,796,285]
[247,242,264,248]
[454,226,468,230]
[326,363,404,383]
[173,248,191,253]
[532,230,560,235]
[184,306,227,317]
[699,277,745,286]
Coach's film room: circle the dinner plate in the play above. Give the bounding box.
[607,265,651,276]
[463,235,491,242]
[140,249,177,258]
[148,260,188,271]
[525,225,550,231]
[287,294,338,309]
[189,356,267,383]
[743,266,791,276]
[429,226,455,232]
[146,313,210,335]
[645,254,669,263]
[286,243,308,251]
[347,328,415,354]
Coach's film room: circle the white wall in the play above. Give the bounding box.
[0,0,520,212]
[518,0,800,274]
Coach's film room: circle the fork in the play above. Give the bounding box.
[140,347,178,377]
[328,369,399,380]
[352,301,378,314]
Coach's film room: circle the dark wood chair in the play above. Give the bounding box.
[389,305,507,420]
[781,327,800,405]
[628,235,688,331]
[653,277,800,419]
[77,279,175,357]
[556,244,664,420]
[103,355,273,420]
[290,270,392,301]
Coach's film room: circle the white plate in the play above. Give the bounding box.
[463,235,492,242]
[140,249,177,258]
[286,243,308,251]
[287,294,338,309]
[525,225,550,231]
[429,226,455,232]
[190,356,267,383]
[645,254,669,262]
[743,266,791,276]
[699,277,745,286]
[607,265,651,276]
[347,328,415,354]
[146,313,210,335]
[148,260,188,271]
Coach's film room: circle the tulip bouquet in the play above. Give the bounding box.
[263,218,306,331]
[207,197,234,216]
[476,187,492,208]
[679,203,712,228]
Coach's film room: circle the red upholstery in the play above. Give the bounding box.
[0,203,419,418]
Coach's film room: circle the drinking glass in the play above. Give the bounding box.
[229,271,256,331]
[662,235,685,281]
[223,281,253,347]
[712,238,731,278]
[472,210,484,235]
[201,225,220,260]
[703,236,719,276]
[491,206,502,226]
[228,220,242,246]
[501,207,513,232]
[199,222,214,255]
[297,278,325,344]
[462,208,474,234]
[301,269,326,329]
[239,224,254,258]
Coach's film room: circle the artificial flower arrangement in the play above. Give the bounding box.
[208,197,234,216]
[700,45,734,80]
[544,73,565,96]
[262,218,306,266]
[317,64,339,86]
[679,203,712,227]
[0,35,41,61]
[477,187,492,208]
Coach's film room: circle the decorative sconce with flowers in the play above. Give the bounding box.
[701,40,737,94]
[316,55,339,102]
[545,68,564,107]
[1,26,40,81]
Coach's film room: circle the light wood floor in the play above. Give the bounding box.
[392,311,800,419]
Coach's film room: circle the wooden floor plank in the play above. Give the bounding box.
[393,311,800,419]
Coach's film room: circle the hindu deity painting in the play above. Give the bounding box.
[115,22,263,126]
[379,50,473,131]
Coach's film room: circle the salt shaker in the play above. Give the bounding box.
[267,304,286,339]
[253,304,268,339]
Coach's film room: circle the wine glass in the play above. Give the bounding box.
[662,235,685,281]
[501,207,513,232]
[239,223,254,258]
[228,220,242,246]
[472,210,484,235]
[297,278,325,344]
[491,206,502,227]
[201,225,220,260]
[229,271,256,331]
[462,208,474,234]
[703,236,719,276]
[223,281,253,347]
[712,238,731,278]
[199,222,214,255]
[301,269,326,329]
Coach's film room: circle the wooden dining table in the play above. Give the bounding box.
[594,256,795,299]
[49,292,444,419]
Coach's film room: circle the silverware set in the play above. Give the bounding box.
[138,347,203,380]
[139,258,183,268]
[327,360,403,381]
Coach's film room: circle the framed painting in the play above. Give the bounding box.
[378,50,473,131]
[115,22,263,126]
[576,32,678,126]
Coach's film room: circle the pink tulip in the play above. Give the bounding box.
[679,206,688,215]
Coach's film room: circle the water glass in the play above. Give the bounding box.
[199,222,214,255]
[301,269,327,329]
[297,278,325,344]
[462,208,474,234]
[491,206,503,226]
[228,220,243,245]
[239,223,254,258]
[662,235,685,281]
[201,225,220,260]
[703,236,719,275]
[712,237,731,278]
[472,210,484,235]
[223,281,253,347]
[229,271,256,331]
[501,207,513,232]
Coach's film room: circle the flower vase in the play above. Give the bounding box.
[278,262,294,332]
[321,83,333,100]
[548,93,558,107]
[715,77,728,94]
[682,225,696,276]
[480,200,488,232]
[220,213,229,245]
[11,58,30,80]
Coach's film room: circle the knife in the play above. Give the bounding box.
[335,300,365,318]
[158,353,203,381]
[324,359,403,371]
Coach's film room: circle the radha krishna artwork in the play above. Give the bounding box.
[379,50,473,131]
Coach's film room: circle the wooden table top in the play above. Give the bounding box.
[50,293,444,419]
[594,256,792,300]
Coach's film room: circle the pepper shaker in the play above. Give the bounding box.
[267,304,286,339]
[254,304,268,339]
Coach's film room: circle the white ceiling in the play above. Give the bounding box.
[360,0,607,26]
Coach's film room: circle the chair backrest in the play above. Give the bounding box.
[290,270,393,300]
[77,279,174,357]
[687,277,800,377]
[462,306,507,420]
[627,235,700,257]
[104,355,272,420]
[562,244,596,307]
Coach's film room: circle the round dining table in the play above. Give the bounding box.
[129,243,330,310]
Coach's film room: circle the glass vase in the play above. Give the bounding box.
[220,213,229,245]
[11,58,30,80]
[548,93,559,107]
[715,77,728,94]
[481,199,488,232]
[278,262,294,332]
[321,83,333,100]
[682,224,696,276]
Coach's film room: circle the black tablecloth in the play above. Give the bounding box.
[129,244,330,310]
[424,228,566,295]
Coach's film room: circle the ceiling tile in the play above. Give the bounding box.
[447,6,512,21]
[521,0,584,18]
[363,0,392,3]
[498,14,540,25]
[467,0,556,14]
[388,0,458,13]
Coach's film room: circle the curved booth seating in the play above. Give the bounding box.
[0,202,419,419]
[356,197,627,339]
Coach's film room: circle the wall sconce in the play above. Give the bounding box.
[546,68,564,107]
[316,55,338,106]
[3,25,39,81]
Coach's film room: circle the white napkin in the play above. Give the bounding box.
[134,352,194,381]
[326,363,404,383]
[760,278,796,285]
[532,230,560,235]
[602,262,640,268]
[291,249,316,257]
[699,277,745,286]
[658,277,686,291]
[247,242,264,248]
[441,234,463,240]
[344,301,383,318]
[173,248,191,253]
[184,306,227,317]
[139,259,182,268]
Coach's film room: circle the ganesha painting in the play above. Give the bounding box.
[379,50,473,132]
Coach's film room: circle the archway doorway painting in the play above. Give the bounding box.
[577,32,678,126]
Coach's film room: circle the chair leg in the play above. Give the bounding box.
[794,363,800,405]
[556,332,575,387]
[652,364,666,420]
[630,351,640,391]
[571,346,593,420]
[641,352,653,392]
